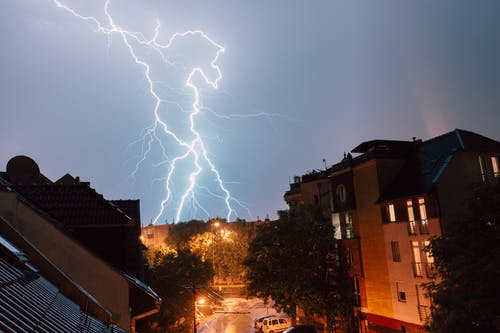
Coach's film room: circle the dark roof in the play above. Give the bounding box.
[12,184,134,227]
[0,234,128,333]
[377,129,500,202]
[352,139,418,154]
[111,200,141,225]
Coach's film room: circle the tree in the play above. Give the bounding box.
[166,219,207,249]
[427,181,500,333]
[139,249,214,333]
[243,207,355,332]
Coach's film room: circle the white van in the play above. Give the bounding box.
[261,317,290,333]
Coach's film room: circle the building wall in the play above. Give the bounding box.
[383,214,440,326]
[436,151,487,229]
[353,160,394,319]
[0,192,131,329]
[141,223,172,250]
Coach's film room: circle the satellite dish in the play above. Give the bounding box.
[6,155,40,185]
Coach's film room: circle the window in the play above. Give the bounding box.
[345,247,353,267]
[412,241,423,277]
[339,211,355,239]
[418,198,427,220]
[337,184,347,203]
[479,155,486,182]
[391,241,401,262]
[388,203,396,222]
[418,198,429,234]
[492,156,500,178]
[424,240,435,278]
[146,228,154,238]
[396,282,406,302]
[407,200,417,235]
[407,200,415,221]
[353,277,361,306]
[345,211,355,238]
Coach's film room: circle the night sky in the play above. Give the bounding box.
[1,1,500,224]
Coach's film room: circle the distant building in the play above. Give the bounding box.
[0,156,161,332]
[141,217,269,250]
[284,129,500,333]
[141,223,173,250]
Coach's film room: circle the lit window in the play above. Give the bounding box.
[391,241,401,262]
[418,198,427,220]
[388,203,396,222]
[492,156,500,178]
[407,200,415,221]
[479,155,486,182]
[412,241,423,277]
[424,240,434,264]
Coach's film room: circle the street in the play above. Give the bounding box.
[198,297,288,333]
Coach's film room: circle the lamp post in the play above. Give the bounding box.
[211,221,220,285]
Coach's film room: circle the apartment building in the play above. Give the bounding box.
[284,129,500,333]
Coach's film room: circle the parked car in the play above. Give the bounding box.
[283,325,317,333]
[254,315,274,331]
[261,316,290,333]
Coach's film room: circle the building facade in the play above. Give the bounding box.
[0,156,161,331]
[284,129,500,333]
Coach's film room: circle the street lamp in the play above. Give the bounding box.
[211,221,220,285]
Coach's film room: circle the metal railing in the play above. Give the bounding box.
[412,262,423,277]
[418,305,430,322]
[407,221,417,236]
[418,219,429,234]
[425,262,436,278]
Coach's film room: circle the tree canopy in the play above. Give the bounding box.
[243,207,355,331]
[139,249,213,333]
[427,180,500,333]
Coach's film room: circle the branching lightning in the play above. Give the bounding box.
[52,0,245,223]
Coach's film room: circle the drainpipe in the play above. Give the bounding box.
[130,300,161,333]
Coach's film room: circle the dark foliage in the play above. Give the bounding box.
[243,207,355,331]
[427,181,500,333]
[166,220,207,248]
[139,249,213,333]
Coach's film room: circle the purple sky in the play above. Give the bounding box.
[1,1,500,224]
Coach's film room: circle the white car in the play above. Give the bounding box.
[255,315,274,331]
[261,317,290,333]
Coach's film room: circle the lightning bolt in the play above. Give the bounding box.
[52,0,244,223]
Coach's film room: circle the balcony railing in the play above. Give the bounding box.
[407,221,417,236]
[425,262,436,278]
[412,261,423,277]
[418,305,430,322]
[418,219,429,234]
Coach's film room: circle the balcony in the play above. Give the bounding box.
[425,262,436,278]
[418,305,430,322]
[418,219,429,234]
[412,261,423,277]
[407,221,417,236]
